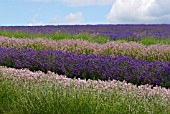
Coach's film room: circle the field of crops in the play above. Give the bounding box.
[1,25,170,114]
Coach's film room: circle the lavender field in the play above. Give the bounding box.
[1,25,170,114]
[1,24,170,40]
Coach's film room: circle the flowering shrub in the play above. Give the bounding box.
[1,37,170,62]
[0,48,170,88]
[1,66,170,100]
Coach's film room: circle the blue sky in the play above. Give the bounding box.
[1,0,170,26]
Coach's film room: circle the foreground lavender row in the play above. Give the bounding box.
[1,37,170,61]
[0,48,170,88]
[1,25,170,40]
[1,66,170,114]
[1,66,170,100]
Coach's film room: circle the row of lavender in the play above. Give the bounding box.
[1,66,170,100]
[0,47,170,88]
[1,25,170,40]
[1,37,170,62]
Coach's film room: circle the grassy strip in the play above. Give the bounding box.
[115,37,170,45]
[0,69,170,114]
[1,30,170,45]
[138,37,170,45]
[0,30,110,44]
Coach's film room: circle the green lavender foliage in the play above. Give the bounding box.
[0,72,170,114]
[0,30,110,44]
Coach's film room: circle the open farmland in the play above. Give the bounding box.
[1,25,170,114]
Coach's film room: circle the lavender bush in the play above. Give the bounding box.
[1,66,170,100]
[1,66,170,113]
[0,48,170,88]
[1,24,170,40]
[1,37,170,61]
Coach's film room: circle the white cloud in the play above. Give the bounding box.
[20,0,50,2]
[28,19,44,26]
[60,0,115,6]
[48,16,59,24]
[28,8,44,26]
[29,12,84,26]
[107,0,170,24]
[63,12,84,24]
[19,0,115,6]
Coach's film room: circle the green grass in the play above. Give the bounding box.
[114,37,170,45]
[138,37,170,45]
[0,30,110,44]
[0,71,170,114]
[115,39,128,43]
[2,30,170,45]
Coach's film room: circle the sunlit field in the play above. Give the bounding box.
[1,25,170,114]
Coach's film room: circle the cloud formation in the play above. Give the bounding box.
[28,19,43,26]
[20,0,49,2]
[29,12,84,26]
[107,0,170,24]
[23,0,170,24]
[60,0,115,6]
[20,0,115,6]
[63,12,83,24]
